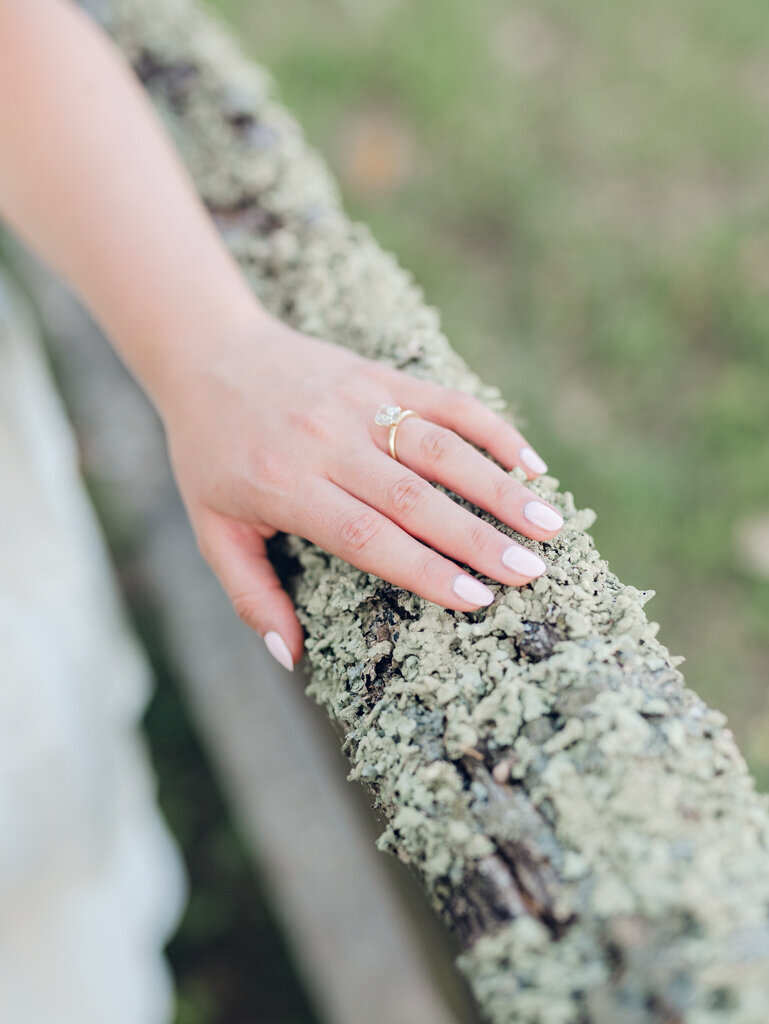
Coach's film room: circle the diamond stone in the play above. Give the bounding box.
[375,404,402,426]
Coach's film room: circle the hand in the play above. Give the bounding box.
[0,3,561,673]
[163,311,563,672]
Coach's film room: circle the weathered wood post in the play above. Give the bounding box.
[45,1,769,1020]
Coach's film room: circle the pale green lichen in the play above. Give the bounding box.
[86,1,769,1019]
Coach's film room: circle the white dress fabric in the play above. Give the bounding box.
[0,270,186,1024]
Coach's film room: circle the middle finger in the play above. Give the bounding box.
[333,451,549,585]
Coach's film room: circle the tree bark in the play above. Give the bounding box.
[57,1,769,1020]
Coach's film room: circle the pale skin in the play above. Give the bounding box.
[0,0,563,671]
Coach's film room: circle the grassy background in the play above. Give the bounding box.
[205,0,769,781]
[152,1,769,1020]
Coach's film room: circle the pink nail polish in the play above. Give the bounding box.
[502,545,547,577]
[520,447,548,475]
[453,574,495,607]
[523,501,563,531]
[264,630,294,671]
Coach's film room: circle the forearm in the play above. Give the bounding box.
[0,0,264,410]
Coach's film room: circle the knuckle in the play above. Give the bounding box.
[231,592,261,631]
[413,553,447,589]
[336,509,385,556]
[490,474,515,509]
[469,519,493,554]
[255,450,284,484]
[356,362,393,392]
[419,426,460,464]
[251,451,289,496]
[291,408,335,445]
[385,475,429,520]
[319,368,386,416]
[332,377,369,407]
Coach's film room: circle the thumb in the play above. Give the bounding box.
[196,512,303,672]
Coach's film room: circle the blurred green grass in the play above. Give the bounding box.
[208,0,769,785]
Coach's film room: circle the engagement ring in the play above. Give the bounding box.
[374,404,422,462]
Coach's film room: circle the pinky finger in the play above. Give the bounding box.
[196,511,304,672]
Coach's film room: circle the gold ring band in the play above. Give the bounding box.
[389,409,420,461]
[374,404,422,462]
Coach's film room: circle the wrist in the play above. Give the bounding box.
[113,287,275,422]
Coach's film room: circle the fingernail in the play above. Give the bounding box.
[502,545,547,577]
[520,446,548,475]
[453,574,495,607]
[264,630,294,671]
[524,501,564,531]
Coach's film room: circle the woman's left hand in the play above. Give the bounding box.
[161,309,562,672]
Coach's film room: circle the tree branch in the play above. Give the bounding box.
[64,1,769,1020]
